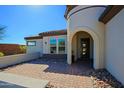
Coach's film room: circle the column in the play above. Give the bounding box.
[67,35,72,64]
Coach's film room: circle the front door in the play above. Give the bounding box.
[80,38,90,59]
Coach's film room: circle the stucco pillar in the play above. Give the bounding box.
[93,40,100,69]
[67,35,72,65]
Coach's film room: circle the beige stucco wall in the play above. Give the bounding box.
[43,37,50,54]
[105,9,124,84]
[0,53,40,68]
[67,5,106,69]
[26,39,43,56]
[26,35,67,55]
[43,35,67,54]
[72,34,77,60]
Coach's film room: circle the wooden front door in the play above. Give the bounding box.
[80,38,90,59]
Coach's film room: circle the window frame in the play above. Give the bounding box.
[58,38,66,54]
[50,37,57,54]
[27,41,36,46]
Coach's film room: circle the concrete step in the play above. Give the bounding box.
[0,72,49,88]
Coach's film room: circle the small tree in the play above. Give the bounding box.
[0,52,4,57]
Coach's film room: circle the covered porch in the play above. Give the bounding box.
[71,31,94,68]
[67,27,101,69]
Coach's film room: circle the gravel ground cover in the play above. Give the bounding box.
[0,58,123,88]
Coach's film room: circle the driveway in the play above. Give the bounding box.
[1,58,94,88]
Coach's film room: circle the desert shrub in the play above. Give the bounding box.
[0,52,4,57]
[19,45,26,53]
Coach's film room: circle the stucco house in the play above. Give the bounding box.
[25,5,124,84]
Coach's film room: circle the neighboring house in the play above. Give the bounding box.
[25,29,67,58]
[25,5,124,84]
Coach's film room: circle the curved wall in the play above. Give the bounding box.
[67,5,106,69]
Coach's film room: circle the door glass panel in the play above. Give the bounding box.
[83,48,86,51]
[83,52,86,55]
[83,44,86,47]
[80,38,90,59]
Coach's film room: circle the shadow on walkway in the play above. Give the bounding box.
[28,58,94,76]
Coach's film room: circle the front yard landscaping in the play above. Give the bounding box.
[0,58,123,88]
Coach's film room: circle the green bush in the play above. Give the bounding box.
[0,52,4,57]
[19,45,26,53]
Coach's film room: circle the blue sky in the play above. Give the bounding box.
[0,5,66,45]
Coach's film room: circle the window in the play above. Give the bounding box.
[58,38,65,54]
[50,37,57,54]
[27,41,36,46]
[49,37,66,54]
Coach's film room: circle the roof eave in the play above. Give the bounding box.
[64,5,78,19]
[24,36,43,40]
[99,5,124,24]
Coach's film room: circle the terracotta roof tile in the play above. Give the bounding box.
[24,36,43,40]
[39,29,67,36]
[25,29,67,40]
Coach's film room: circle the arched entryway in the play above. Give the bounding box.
[67,27,100,69]
[71,31,93,67]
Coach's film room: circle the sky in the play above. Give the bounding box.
[0,5,66,45]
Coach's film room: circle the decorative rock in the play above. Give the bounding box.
[89,69,124,88]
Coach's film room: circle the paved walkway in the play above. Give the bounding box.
[0,72,49,88]
[1,58,94,88]
[0,81,25,88]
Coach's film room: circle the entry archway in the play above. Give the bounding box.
[67,27,100,69]
[71,31,93,67]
